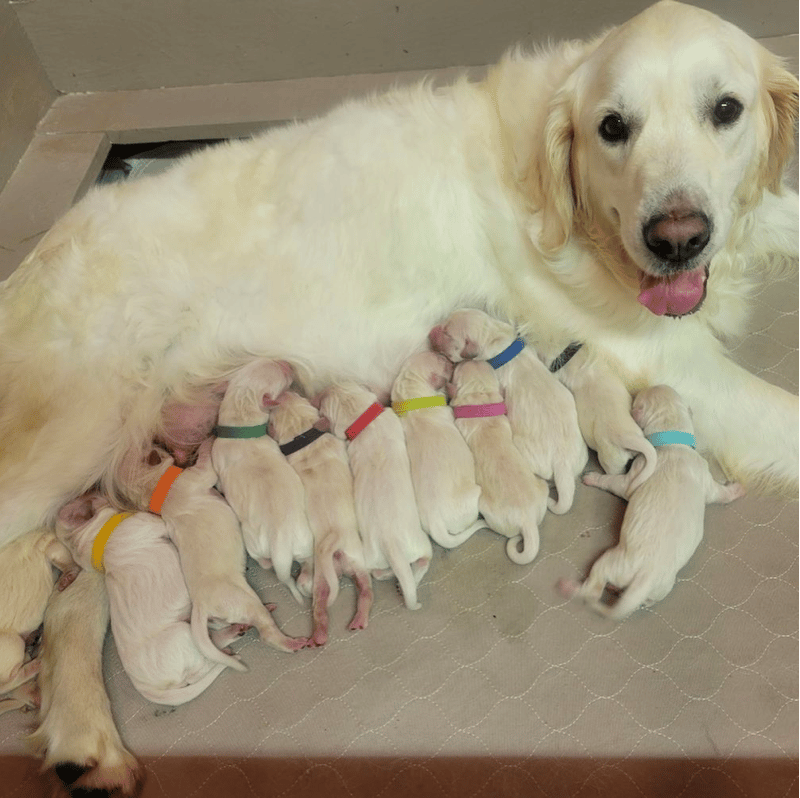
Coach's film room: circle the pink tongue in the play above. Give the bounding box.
[638,265,706,316]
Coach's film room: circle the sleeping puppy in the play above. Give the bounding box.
[55,494,246,705]
[430,309,587,514]
[318,382,432,611]
[28,569,143,796]
[268,390,373,646]
[212,359,313,604]
[553,346,657,486]
[391,351,484,548]
[558,385,744,619]
[117,440,308,669]
[0,528,75,709]
[449,360,548,564]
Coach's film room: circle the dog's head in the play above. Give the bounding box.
[631,384,693,434]
[529,0,798,318]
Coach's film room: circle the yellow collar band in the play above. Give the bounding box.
[391,395,447,417]
[91,511,134,572]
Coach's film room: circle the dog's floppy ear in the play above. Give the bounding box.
[528,85,576,254]
[760,50,799,193]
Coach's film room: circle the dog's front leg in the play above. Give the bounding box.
[28,569,143,796]
[676,353,799,497]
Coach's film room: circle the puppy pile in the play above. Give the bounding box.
[3,308,743,713]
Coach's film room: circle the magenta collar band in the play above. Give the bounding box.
[452,402,507,419]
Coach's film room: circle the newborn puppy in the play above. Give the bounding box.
[391,351,483,548]
[430,309,586,514]
[0,528,75,704]
[56,495,242,704]
[546,344,657,486]
[117,440,307,669]
[318,382,432,611]
[269,391,372,646]
[559,385,745,619]
[212,359,313,604]
[449,360,547,564]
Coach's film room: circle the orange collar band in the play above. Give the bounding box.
[148,465,184,514]
[91,511,134,573]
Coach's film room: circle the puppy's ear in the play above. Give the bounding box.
[760,50,799,194]
[445,381,457,401]
[527,84,576,254]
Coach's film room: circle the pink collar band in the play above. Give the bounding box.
[452,402,507,419]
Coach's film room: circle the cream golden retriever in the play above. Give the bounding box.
[2,2,797,790]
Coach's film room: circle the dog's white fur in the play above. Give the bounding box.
[430,309,587,513]
[0,0,795,778]
[390,351,484,548]
[0,528,74,698]
[559,385,745,619]
[55,497,242,705]
[212,359,313,604]
[268,391,373,646]
[450,360,548,564]
[27,569,142,795]
[319,382,433,611]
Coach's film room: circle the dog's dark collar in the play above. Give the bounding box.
[549,342,583,373]
[215,424,268,439]
[487,338,525,369]
[279,426,326,456]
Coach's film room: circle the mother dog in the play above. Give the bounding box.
[0,0,797,552]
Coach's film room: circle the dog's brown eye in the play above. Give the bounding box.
[599,113,630,144]
[713,96,743,127]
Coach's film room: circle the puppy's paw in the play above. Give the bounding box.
[556,577,580,599]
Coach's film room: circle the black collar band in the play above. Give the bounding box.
[549,342,583,373]
[279,426,327,456]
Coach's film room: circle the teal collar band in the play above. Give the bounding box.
[646,431,696,449]
[214,423,268,439]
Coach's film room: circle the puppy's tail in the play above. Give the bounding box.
[134,662,227,706]
[190,605,248,672]
[547,464,576,515]
[505,521,540,565]
[601,572,653,620]
[386,542,422,610]
[269,549,306,606]
[427,518,486,549]
[624,439,658,494]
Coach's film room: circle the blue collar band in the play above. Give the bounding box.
[646,431,696,449]
[487,338,525,369]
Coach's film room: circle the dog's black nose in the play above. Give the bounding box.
[643,210,710,264]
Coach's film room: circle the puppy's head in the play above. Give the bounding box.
[530,0,798,318]
[429,309,515,361]
[391,351,454,401]
[268,390,320,442]
[56,493,112,539]
[631,384,692,434]
[317,382,378,438]
[449,360,503,402]
[223,359,295,417]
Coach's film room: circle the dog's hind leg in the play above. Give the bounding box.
[28,569,143,796]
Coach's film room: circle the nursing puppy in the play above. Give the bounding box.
[118,440,307,669]
[318,382,432,611]
[56,495,243,705]
[391,351,484,548]
[449,360,547,564]
[28,569,143,796]
[212,359,313,604]
[431,309,587,513]
[558,385,744,619]
[549,345,658,485]
[0,528,75,708]
[268,391,373,646]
